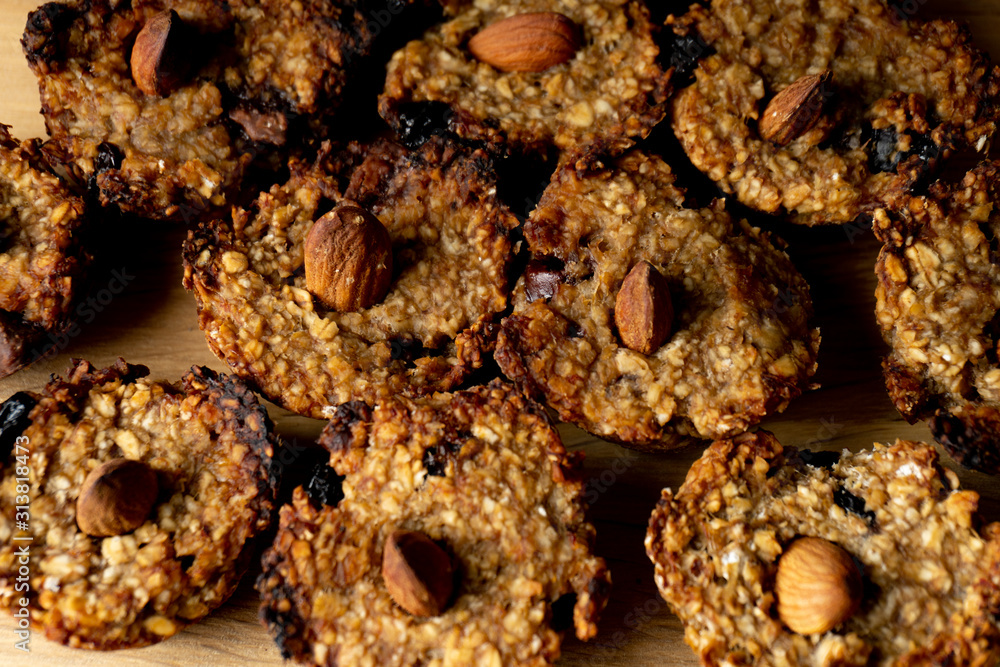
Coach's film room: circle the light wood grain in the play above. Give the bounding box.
[1,2,999,665]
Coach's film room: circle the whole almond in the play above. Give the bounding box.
[304,204,393,312]
[468,12,581,73]
[382,530,455,616]
[131,9,192,97]
[759,70,832,146]
[775,536,863,634]
[615,261,673,355]
[77,458,159,537]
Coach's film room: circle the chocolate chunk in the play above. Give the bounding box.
[524,258,564,303]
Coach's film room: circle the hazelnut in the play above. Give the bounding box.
[615,260,673,355]
[382,530,454,617]
[304,204,393,312]
[775,536,863,634]
[76,458,159,537]
[130,9,192,97]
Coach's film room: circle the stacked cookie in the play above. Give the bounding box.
[1,0,1000,665]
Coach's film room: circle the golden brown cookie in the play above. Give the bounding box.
[257,381,611,665]
[0,359,279,648]
[646,431,1000,665]
[496,149,819,451]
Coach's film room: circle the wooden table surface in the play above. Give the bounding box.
[1,1,1000,665]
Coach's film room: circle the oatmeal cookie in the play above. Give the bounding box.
[494,150,819,452]
[0,124,88,378]
[257,381,611,665]
[182,137,517,419]
[667,0,1000,225]
[379,0,670,157]
[0,359,279,649]
[22,0,405,221]
[875,161,1000,473]
[645,431,1000,666]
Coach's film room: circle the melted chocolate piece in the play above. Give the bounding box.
[524,258,565,303]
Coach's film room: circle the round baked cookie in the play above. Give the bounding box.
[0,359,279,649]
[494,150,820,452]
[0,124,88,378]
[183,137,517,418]
[22,0,405,221]
[379,0,671,157]
[257,381,611,665]
[875,161,1000,474]
[667,0,1000,225]
[645,430,1000,666]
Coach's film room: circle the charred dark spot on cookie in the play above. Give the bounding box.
[524,258,565,303]
[663,31,713,87]
[866,126,941,175]
[319,401,373,454]
[0,392,37,463]
[833,487,876,525]
[392,101,455,149]
[798,449,841,470]
[258,580,302,660]
[304,462,346,509]
[22,2,76,71]
[550,593,577,632]
[930,410,1000,474]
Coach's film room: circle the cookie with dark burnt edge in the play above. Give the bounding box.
[646,430,1000,666]
[0,124,88,378]
[875,161,1000,473]
[183,136,517,419]
[22,0,421,221]
[668,0,1000,225]
[0,358,279,649]
[495,149,819,451]
[257,381,610,665]
[379,0,671,158]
